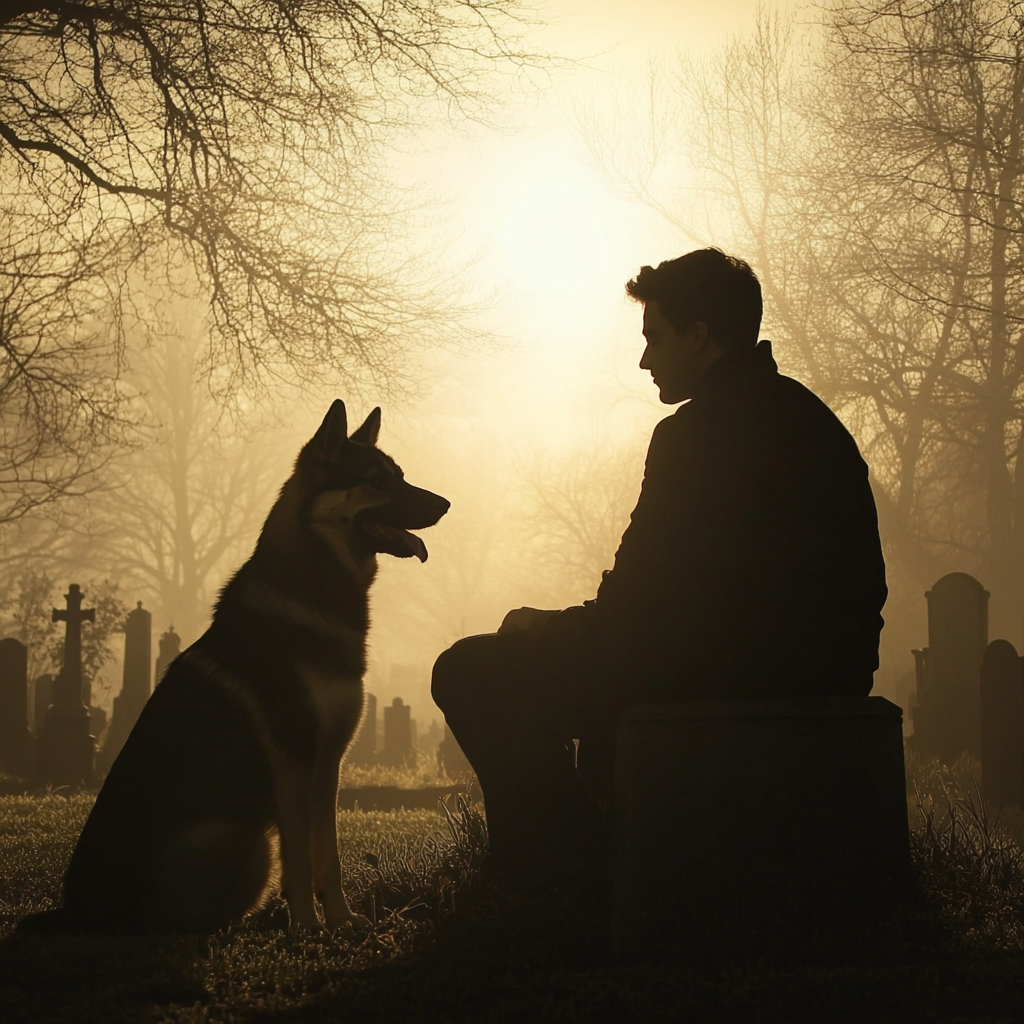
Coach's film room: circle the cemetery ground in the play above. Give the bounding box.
[1,759,1024,1023]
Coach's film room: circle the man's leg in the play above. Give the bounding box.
[432,632,606,887]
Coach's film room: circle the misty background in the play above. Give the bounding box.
[2,0,1019,741]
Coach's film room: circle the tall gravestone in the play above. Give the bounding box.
[154,626,181,685]
[99,602,152,772]
[0,638,33,777]
[980,639,1024,806]
[380,696,414,768]
[34,584,96,788]
[912,573,988,764]
[347,692,377,766]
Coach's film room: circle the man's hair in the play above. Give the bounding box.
[626,248,763,351]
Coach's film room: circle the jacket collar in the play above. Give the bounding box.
[692,339,777,401]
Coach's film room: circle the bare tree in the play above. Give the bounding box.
[81,299,285,643]
[0,209,127,524]
[0,0,543,517]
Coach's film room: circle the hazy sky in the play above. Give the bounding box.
[386,0,787,452]
[364,0,789,705]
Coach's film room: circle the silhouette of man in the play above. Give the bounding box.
[432,249,887,888]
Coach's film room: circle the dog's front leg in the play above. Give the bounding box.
[311,752,366,929]
[271,753,320,930]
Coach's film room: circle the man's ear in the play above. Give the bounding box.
[350,407,382,446]
[689,321,711,350]
[313,399,348,458]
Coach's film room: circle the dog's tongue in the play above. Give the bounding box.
[381,523,428,562]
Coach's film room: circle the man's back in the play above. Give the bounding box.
[587,340,887,698]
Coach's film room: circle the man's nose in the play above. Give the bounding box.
[639,344,652,370]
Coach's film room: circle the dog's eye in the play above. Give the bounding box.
[368,473,391,489]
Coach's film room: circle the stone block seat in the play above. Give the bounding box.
[612,696,911,961]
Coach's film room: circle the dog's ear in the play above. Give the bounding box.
[313,400,348,458]
[350,407,381,447]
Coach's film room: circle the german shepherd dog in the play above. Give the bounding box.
[20,401,449,933]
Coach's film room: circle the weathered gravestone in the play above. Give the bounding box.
[347,692,377,766]
[33,584,96,788]
[912,572,989,764]
[0,638,33,777]
[613,697,911,961]
[99,602,152,772]
[980,639,1024,806]
[379,696,414,768]
[154,625,180,685]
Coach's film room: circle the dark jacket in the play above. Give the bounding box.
[552,340,886,699]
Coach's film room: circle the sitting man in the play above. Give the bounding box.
[432,248,887,888]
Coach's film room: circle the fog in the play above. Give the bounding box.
[6,0,1019,740]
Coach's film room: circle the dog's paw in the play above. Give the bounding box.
[324,906,371,932]
[286,908,325,933]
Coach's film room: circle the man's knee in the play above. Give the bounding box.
[431,633,503,715]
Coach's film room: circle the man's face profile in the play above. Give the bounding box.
[639,300,721,405]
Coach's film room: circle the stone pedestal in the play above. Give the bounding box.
[612,697,911,961]
[33,707,95,788]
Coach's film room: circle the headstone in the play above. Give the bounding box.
[380,696,414,768]
[347,692,378,766]
[613,697,911,962]
[33,584,96,788]
[32,674,54,733]
[911,572,989,764]
[437,722,473,777]
[155,625,181,685]
[98,602,152,772]
[980,639,1024,806]
[0,638,33,777]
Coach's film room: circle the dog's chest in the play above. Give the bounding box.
[299,666,363,745]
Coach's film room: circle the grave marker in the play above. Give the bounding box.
[380,696,414,768]
[99,602,152,771]
[980,639,1024,806]
[155,626,180,685]
[33,584,96,788]
[912,572,988,764]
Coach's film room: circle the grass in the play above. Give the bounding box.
[2,757,1024,1022]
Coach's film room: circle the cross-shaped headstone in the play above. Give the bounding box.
[52,583,95,710]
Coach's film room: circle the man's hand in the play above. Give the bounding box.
[497,607,560,635]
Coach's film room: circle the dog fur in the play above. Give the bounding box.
[20,400,449,933]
